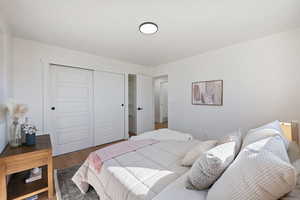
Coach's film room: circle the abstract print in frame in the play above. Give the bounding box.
[192,80,223,106]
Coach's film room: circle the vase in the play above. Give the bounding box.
[25,133,36,146]
[9,120,22,147]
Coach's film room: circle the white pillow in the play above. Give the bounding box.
[242,128,282,148]
[245,120,289,149]
[218,130,242,157]
[186,131,242,190]
[181,140,218,166]
[207,136,297,200]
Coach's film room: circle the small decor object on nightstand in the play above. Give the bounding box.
[25,168,42,183]
[23,123,38,146]
[5,99,28,147]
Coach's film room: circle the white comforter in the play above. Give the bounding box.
[74,139,199,200]
[130,129,194,142]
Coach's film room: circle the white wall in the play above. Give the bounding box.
[154,76,168,123]
[0,15,13,152]
[12,38,153,137]
[154,28,300,140]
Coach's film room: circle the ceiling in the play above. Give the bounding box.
[1,0,300,67]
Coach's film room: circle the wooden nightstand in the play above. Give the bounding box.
[0,135,53,200]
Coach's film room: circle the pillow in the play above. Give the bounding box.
[186,131,242,190]
[181,140,218,166]
[242,128,282,148]
[281,159,300,200]
[287,142,300,163]
[245,120,289,149]
[218,130,242,157]
[207,136,297,200]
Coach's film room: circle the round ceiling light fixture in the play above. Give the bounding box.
[139,22,158,35]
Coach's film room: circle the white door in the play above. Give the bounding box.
[50,65,93,155]
[136,75,154,134]
[160,81,168,123]
[94,71,125,145]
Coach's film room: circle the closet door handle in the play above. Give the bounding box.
[51,107,56,110]
[121,104,124,107]
[137,107,143,111]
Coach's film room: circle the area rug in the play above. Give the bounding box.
[54,165,99,200]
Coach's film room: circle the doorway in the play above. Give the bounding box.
[128,74,137,136]
[154,75,168,130]
[128,74,154,136]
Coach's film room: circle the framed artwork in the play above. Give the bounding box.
[192,80,223,106]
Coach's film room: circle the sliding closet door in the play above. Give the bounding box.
[50,65,94,155]
[136,75,154,134]
[94,71,125,145]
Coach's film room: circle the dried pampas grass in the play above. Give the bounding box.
[5,99,28,121]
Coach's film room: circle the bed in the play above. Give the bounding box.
[72,122,299,200]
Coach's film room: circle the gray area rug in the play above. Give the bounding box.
[55,165,99,200]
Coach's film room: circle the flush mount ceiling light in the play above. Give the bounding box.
[139,22,158,35]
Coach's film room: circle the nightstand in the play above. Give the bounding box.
[0,135,53,200]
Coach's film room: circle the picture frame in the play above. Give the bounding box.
[192,80,223,106]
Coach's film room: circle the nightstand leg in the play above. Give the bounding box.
[48,153,54,200]
[0,162,7,200]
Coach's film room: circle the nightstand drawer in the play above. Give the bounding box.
[4,151,49,175]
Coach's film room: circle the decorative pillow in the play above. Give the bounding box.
[186,131,242,190]
[287,142,300,163]
[181,140,218,166]
[207,136,297,200]
[281,159,300,200]
[218,130,242,157]
[244,120,289,149]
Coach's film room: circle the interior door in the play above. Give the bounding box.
[94,71,125,145]
[50,65,93,155]
[160,81,168,123]
[136,75,154,134]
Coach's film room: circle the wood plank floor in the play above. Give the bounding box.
[155,122,168,129]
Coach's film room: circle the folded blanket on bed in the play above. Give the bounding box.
[88,139,159,173]
[72,139,159,193]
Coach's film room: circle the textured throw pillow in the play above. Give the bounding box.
[207,136,297,200]
[281,159,300,200]
[186,131,242,190]
[244,120,289,149]
[181,140,218,166]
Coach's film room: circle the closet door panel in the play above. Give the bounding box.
[50,65,93,155]
[94,71,125,145]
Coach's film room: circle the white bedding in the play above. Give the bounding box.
[130,129,194,142]
[153,172,207,200]
[73,139,199,200]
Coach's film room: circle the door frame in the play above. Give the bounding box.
[42,60,129,155]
